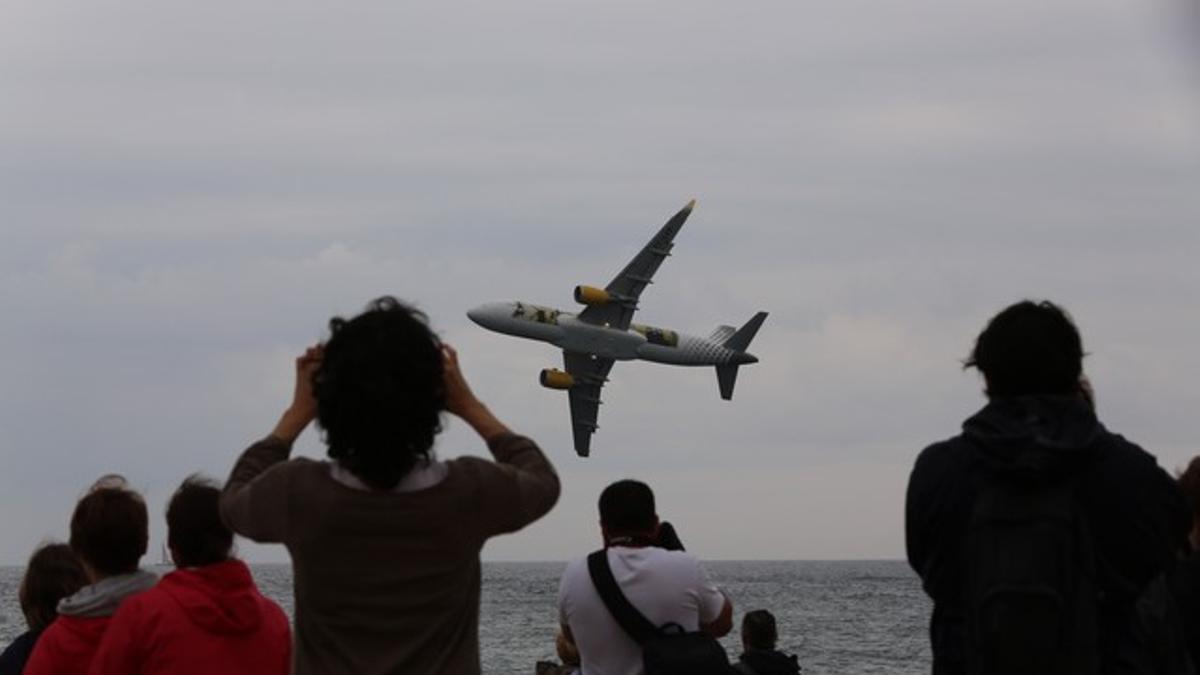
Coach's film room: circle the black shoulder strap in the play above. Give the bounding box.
[587,549,661,645]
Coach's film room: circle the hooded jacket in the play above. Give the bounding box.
[906,396,1190,675]
[88,558,290,675]
[23,570,158,675]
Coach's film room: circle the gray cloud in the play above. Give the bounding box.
[0,0,1197,563]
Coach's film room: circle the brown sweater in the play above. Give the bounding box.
[219,433,560,675]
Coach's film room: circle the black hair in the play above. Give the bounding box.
[167,475,233,567]
[69,478,148,576]
[599,479,657,534]
[965,300,1085,398]
[742,609,778,650]
[314,296,445,490]
[19,543,87,633]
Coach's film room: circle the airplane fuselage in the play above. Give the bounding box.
[467,301,757,366]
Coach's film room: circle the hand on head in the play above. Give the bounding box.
[293,344,324,419]
[440,344,479,419]
[272,344,323,442]
[440,344,510,441]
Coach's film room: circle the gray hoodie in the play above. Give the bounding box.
[57,570,157,619]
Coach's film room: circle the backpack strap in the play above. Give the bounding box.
[587,549,661,646]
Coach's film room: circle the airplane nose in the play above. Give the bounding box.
[467,306,486,326]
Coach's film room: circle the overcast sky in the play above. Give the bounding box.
[1,0,1197,565]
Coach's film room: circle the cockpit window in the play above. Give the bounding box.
[632,323,679,347]
[513,303,560,325]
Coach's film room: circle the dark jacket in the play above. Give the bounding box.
[905,395,1190,675]
[0,631,38,675]
[735,649,802,675]
[1170,553,1200,671]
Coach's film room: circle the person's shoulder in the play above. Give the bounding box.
[908,433,974,492]
[1092,428,1159,466]
[275,456,325,474]
[0,631,36,673]
[444,454,520,488]
[650,547,703,567]
[257,594,291,633]
[623,547,709,583]
[559,553,593,584]
[914,435,969,470]
[113,583,164,611]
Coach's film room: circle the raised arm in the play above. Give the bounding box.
[442,344,561,534]
[219,345,322,543]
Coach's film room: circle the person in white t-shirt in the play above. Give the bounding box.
[557,479,734,675]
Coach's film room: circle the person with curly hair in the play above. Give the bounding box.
[219,296,560,675]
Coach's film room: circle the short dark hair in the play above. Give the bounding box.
[314,297,445,490]
[69,477,148,577]
[19,543,87,633]
[742,609,778,650]
[1178,456,1200,518]
[167,475,233,567]
[965,300,1085,397]
[599,480,657,533]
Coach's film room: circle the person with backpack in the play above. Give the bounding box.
[905,300,1190,675]
[557,479,734,675]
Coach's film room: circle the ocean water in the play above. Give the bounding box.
[0,560,932,674]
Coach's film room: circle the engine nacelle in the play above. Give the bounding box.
[574,285,611,306]
[539,368,575,390]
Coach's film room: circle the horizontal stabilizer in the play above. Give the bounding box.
[708,325,737,344]
[722,311,768,353]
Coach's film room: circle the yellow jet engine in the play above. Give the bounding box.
[573,285,611,306]
[539,368,575,390]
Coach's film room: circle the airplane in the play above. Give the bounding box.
[467,200,767,457]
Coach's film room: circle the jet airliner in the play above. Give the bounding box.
[467,200,767,457]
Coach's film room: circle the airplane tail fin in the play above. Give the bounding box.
[715,311,768,400]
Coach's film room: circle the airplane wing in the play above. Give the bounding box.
[578,200,695,331]
[563,351,615,457]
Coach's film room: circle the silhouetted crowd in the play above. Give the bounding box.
[1,297,1196,675]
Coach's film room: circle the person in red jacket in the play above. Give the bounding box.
[89,476,291,675]
[25,475,157,675]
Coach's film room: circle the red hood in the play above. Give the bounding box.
[159,559,266,636]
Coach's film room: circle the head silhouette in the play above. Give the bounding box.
[742,609,778,651]
[314,296,445,490]
[598,479,658,540]
[19,543,87,633]
[69,475,148,578]
[966,300,1084,398]
[167,475,234,567]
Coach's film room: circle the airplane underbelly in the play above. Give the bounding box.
[558,320,645,360]
[637,335,724,365]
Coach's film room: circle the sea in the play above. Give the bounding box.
[0,560,932,675]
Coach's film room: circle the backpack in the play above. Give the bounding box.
[964,449,1100,675]
[587,550,734,675]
